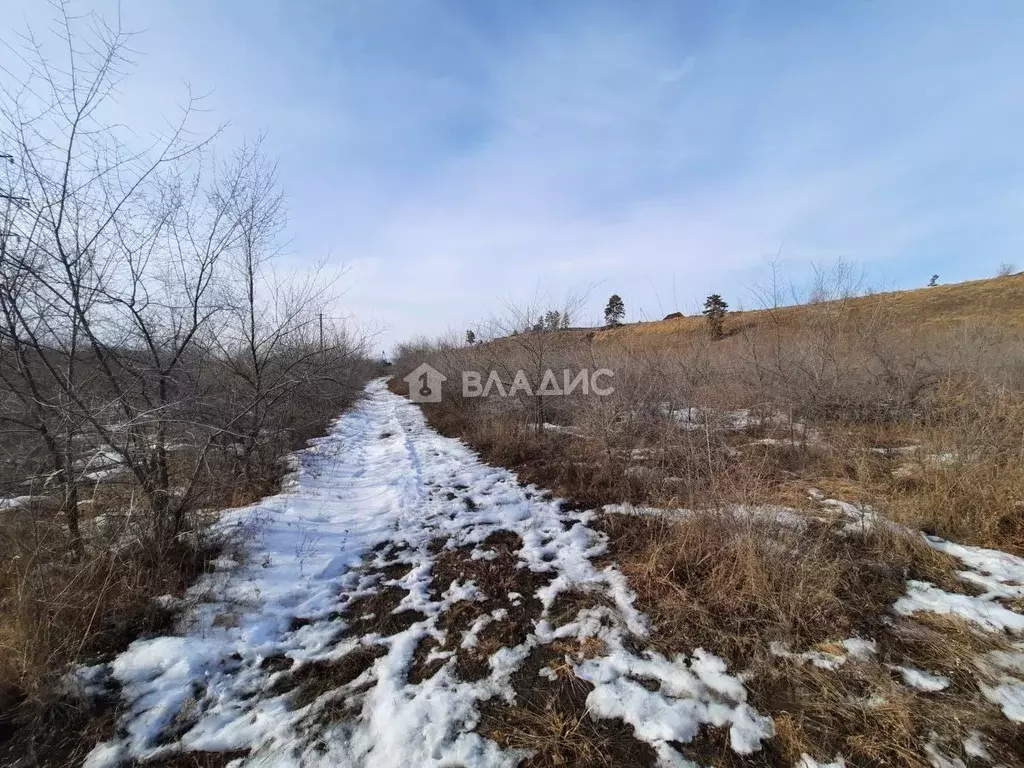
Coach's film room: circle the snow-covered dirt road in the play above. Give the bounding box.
[83,379,772,767]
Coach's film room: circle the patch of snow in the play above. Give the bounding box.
[970,647,1024,724]
[816,497,891,536]
[603,503,809,529]
[540,423,578,436]
[770,643,835,671]
[924,732,967,768]
[963,731,992,762]
[892,538,1024,725]
[575,641,774,761]
[797,755,846,768]
[0,495,34,511]
[602,503,677,518]
[892,452,963,481]
[153,595,184,612]
[77,446,131,483]
[979,678,1024,722]
[663,405,795,434]
[459,614,494,649]
[924,536,1024,601]
[894,581,1024,632]
[748,437,801,447]
[891,665,950,692]
[628,447,658,460]
[85,380,773,767]
[770,638,875,671]
[982,648,1024,675]
[871,445,919,456]
[841,638,877,659]
[538,666,558,682]
[894,535,1024,632]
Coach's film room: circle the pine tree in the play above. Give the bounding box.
[928,274,939,287]
[604,294,625,327]
[465,329,476,345]
[703,294,728,339]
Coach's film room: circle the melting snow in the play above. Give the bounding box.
[603,502,810,529]
[924,733,967,768]
[976,647,1024,723]
[894,582,1024,632]
[0,495,34,511]
[769,638,875,670]
[83,380,773,767]
[797,755,846,768]
[962,731,991,761]
[894,535,1024,633]
[891,533,1024,727]
[890,665,950,692]
[574,640,773,762]
[979,678,1024,722]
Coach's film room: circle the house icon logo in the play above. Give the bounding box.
[404,363,446,403]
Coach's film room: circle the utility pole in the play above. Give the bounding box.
[318,312,324,352]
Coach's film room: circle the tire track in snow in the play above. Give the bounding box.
[83,380,773,768]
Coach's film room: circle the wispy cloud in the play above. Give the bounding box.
[3,0,1023,346]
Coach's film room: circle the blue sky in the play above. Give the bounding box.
[3,0,1023,350]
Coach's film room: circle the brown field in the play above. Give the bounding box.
[595,272,1024,349]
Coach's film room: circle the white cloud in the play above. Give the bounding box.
[3,0,1023,348]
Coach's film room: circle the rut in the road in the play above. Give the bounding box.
[83,380,773,768]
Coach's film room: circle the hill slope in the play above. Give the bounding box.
[594,273,1024,349]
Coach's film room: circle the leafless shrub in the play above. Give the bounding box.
[0,4,374,755]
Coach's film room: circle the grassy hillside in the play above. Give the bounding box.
[595,273,1024,349]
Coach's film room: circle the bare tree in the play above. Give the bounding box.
[0,3,214,546]
[0,4,371,550]
[477,292,587,430]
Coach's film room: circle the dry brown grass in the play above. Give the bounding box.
[598,510,1023,766]
[478,642,658,768]
[400,391,1024,764]
[0,512,225,765]
[401,375,1024,763]
[597,511,955,665]
[396,293,1024,554]
[882,380,1024,552]
[383,275,1024,763]
[287,645,387,713]
[595,273,1024,349]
